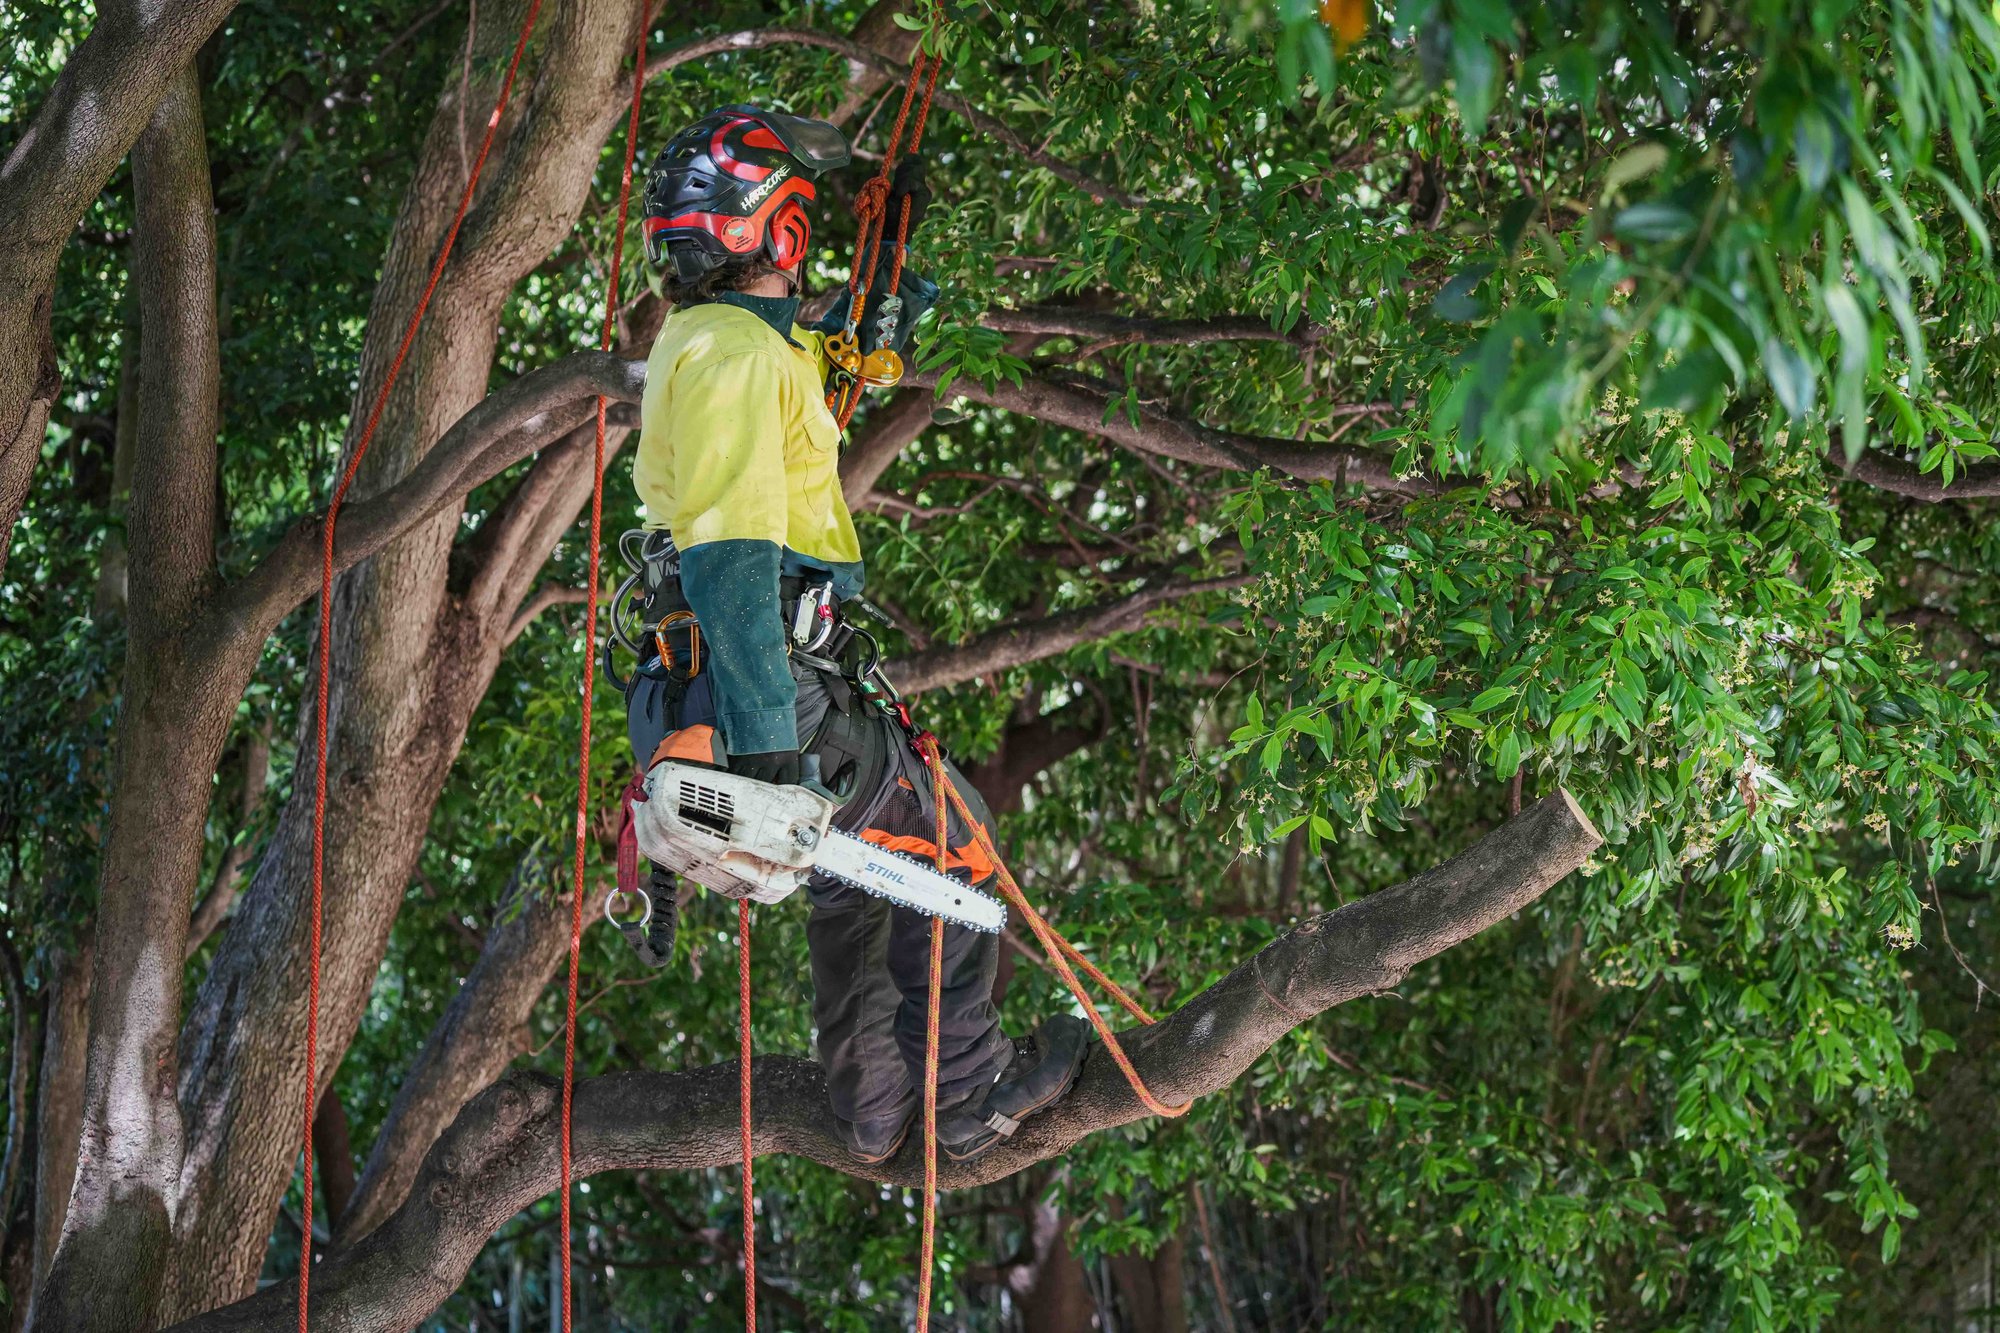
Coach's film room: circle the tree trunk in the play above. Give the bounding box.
[1108,1227,1187,1333]
[33,61,231,1333]
[1015,1202,1097,1331]
[27,944,89,1318]
[0,0,245,579]
[159,1,637,1315]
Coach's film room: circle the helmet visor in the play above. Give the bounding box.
[720,104,852,172]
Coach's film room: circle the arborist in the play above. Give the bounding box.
[610,105,1087,1166]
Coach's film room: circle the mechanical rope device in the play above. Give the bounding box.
[299,9,1189,1333]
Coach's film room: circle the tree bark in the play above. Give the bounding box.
[311,1087,357,1232]
[0,0,244,579]
[33,62,230,1333]
[894,575,1254,694]
[27,944,89,1317]
[159,1,641,1315]
[163,792,1602,1333]
[1015,1202,1097,1331]
[338,871,612,1244]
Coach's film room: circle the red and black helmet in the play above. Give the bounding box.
[643,105,852,282]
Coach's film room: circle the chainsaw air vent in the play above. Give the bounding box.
[675,779,735,837]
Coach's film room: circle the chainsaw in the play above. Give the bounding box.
[628,761,1006,933]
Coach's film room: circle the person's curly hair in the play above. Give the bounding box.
[662,257,793,306]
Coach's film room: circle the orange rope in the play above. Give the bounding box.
[918,737,1190,1119]
[833,18,950,430]
[301,3,547,1327]
[738,900,757,1331]
[558,8,651,1330]
[915,762,952,1328]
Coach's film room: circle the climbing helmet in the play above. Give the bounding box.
[642,105,852,282]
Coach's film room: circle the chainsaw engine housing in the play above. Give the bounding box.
[631,762,836,904]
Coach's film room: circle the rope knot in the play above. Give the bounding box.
[853,175,892,221]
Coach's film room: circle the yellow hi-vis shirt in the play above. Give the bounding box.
[634,301,862,567]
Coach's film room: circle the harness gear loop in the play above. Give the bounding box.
[298,2,552,1329]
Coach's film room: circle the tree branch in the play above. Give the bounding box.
[0,0,240,284]
[839,389,936,507]
[981,309,1329,348]
[184,719,273,959]
[342,864,610,1244]
[1833,447,2000,502]
[163,792,1602,1333]
[203,351,643,651]
[504,584,593,645]
[907,367,1422,493]
[893,575,1255,694]
[636,28,1139,206]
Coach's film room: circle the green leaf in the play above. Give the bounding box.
[1602,142,1670,196]
[1612,203,1696,243]
[1470,686,1516,714]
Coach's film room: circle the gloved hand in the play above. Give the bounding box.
[731,748,802,786]
[886,155,931,241]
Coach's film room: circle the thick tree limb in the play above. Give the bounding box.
[907,367,1423,493]
[36,65,230,1332]
[340,870,612,1244]
[1833,447,2000,502]
[204,352,642,651]
[164,792,1601,1333]
[982,309,1329,348]
[839,389,936,506]
[894,575,1254,694]
[0,0,244,578]
[637,29,1139,206]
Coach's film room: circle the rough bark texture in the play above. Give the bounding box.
[34,63,230,1333]
[0,0,243,578]
[159,2,642,1315]
[164,793,1602,1333]
[338,873,613,1244]
[27,944,89,1314]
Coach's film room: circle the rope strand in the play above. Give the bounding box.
[739,900,757,1331]
[301,3,548,1327]
[559,8,652,1331]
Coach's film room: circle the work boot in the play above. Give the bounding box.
[935,1015,1090,1164]
[835,1106,915,1165]
[618,867,681,969]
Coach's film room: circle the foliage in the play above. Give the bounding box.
[4,0,2000,1328]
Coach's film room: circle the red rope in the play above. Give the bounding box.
[301,4,546,1327]
[558,8,652,1330]
[915,766,952,1328]
[833,20,951,430]
[739,900,757,1331]
[918,738,1189,1118]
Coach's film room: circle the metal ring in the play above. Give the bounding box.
[603,883,653,933]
